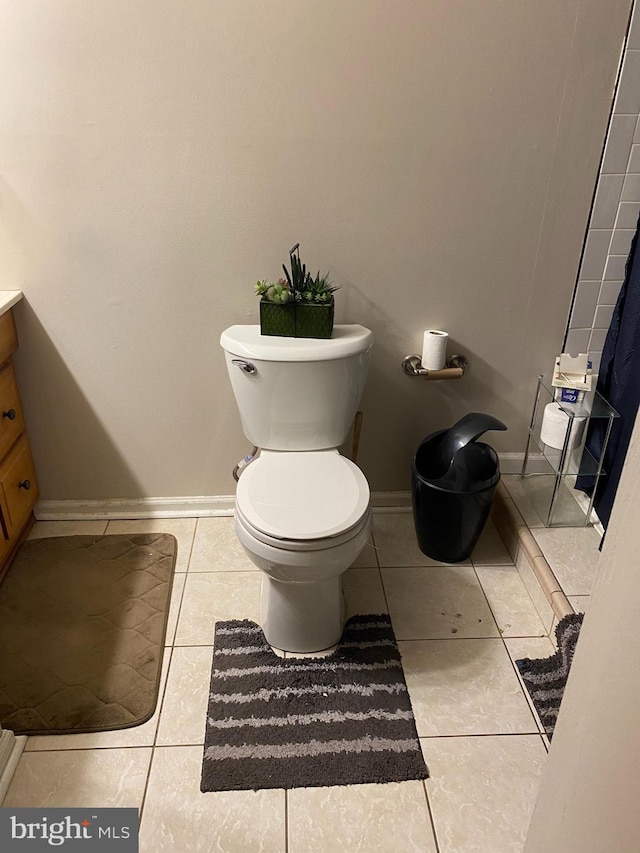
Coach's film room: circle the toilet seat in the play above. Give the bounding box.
[235,450,370,546]
[236,504,371,552]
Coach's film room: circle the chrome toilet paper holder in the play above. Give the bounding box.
[402,353,469,381]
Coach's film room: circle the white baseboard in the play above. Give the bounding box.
[35,495,237,521]
[370,491,411,508]
[34,454,523,521]
[0,730,26,805]
[497,452,526,474]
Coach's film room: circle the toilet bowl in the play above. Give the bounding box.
[234,449,371,652]
[221,324,374,653]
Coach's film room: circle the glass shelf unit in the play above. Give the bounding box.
[520,375,620,527]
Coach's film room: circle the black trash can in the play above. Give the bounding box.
[412,413,507,563]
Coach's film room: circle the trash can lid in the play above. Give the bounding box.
[435,412,507,476]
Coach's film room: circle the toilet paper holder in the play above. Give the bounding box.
[402,353,469,380]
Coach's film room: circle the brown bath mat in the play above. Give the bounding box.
[0,533,176,735]
[201,614,429,792]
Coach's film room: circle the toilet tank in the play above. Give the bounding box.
[220,325,374,450]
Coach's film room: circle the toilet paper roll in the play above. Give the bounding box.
[540,403,586,451]
[421,330,448,370]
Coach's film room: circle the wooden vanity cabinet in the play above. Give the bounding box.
[0,309,39,580]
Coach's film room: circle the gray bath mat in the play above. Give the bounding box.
[516,612,584,739]
[201,614,429,792]
[0,534,176,735]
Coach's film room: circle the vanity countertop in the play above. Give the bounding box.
[0,291,23,316]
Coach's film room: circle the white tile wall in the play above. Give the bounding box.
[566,1,639,372]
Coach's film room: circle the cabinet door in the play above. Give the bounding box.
[0,363,26,461]
[0,434,38,538]
[0,311,17,368]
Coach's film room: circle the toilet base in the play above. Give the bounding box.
[260,575,345,653]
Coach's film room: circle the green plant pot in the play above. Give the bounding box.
[260,298,296,337]
[259,298,335,338]
[294,301,334,339]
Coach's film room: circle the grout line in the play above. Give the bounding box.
[470,558,545,733]
[421,776,441,853]
[397,636,508,643]
[18,745,154,754]
[284,788,289,853]
[420,732,546,740]
[501,637,548,736]
[184,518,199,571]
[138,643,176,822]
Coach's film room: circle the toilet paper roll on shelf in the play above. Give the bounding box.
[421,330,448,370]
[540,402,587,471]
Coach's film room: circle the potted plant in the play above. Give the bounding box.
[255,244,340,338]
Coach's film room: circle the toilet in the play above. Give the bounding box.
[220,324,374,653]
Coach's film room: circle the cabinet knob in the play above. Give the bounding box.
[18,479,31,490]
[2,409,16,420]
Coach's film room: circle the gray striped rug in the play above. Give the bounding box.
[200,614,429,792]
[516,612,584,739]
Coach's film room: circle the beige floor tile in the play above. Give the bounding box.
[501,475,545,528]
[106,518,196,573]
[425,735,546,853]
[343,568,388,617]
[475,565,546,637]
[175,572,261,645]
[165,573,186,645]
[532,526,602,596]
[515,475,587,528]
[25,651,172,752]
[28,520,109,539]
[188,516,257,572]
[139,745,285,852]
[373,512,470,567]
[568,594,589,613]
[504,636,558,733]
[288,781,437,853]
[156,646,212,746]
[3,747,152,808]
[400,639,538,736]
[503,635,556,665]
[382,566,499,640]
[471,519,512,565]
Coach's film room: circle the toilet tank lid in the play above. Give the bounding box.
[220,324,374,361]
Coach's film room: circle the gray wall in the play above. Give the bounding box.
[565,0,640,373]
[0,1,631,501]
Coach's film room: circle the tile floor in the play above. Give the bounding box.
[2,512,557,852]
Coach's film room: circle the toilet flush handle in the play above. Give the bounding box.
[231,358,257,375]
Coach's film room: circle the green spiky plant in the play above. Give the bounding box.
[281,245,307,301]
[257,243,341,304]
[256,243,340,338]
[301,270,340,303]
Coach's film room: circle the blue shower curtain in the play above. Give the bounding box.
[577,215,640,529]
